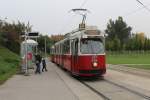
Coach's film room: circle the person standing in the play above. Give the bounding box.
[35,54,42,74]
[42,57,48,72]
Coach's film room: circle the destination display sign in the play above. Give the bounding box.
[85,30,101,35]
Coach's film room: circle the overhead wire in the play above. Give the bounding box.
[136,0,150,12]
[100,2,150,30]
[122,3,150,17]
[59,0,150,34]
[58,14,77,34]
[80,0,88,8]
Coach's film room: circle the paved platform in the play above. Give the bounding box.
[0,61,102,100]
[0,62,78,100]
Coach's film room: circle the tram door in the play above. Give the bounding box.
[71,39,78,73]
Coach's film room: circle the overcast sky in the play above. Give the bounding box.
[0,0,150,37]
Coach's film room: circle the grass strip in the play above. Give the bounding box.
[0,46,20,85]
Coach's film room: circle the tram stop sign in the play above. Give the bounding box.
[27,32,39,38]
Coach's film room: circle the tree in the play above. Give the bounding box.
[50,34,64,43]
[37,35,53,54]
[0,19,32,54]
[125,33,150,51]
[105,16,132,50]
[113,35,121,51]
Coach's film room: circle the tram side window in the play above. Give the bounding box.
[61,43,63,54]
[62,44,65,54]
[59,44,62,55]
[71,39,78,55]
[51,49,53,55]
[75,40,78,55]
[60,44,62,54]
[53,48,54,54]
[58,45,60,55]
[71,41,74,55]
[55,46,57,54]
[55,47,56,54]
[54,47,55,54]
[56,46,58,54]
[57,45,59,54]
[64,40,70,54]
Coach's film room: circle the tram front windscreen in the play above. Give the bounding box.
[80,38,104,54]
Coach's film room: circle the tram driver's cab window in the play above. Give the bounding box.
[71,39,78,55]
[64,40,70,54]
[80,38,104,54]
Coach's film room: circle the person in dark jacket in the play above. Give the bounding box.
[35,54,42,74]
[42,57,47,72]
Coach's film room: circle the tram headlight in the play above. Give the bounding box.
[93,62,98,67]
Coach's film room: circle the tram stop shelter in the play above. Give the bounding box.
[20,39,38,73]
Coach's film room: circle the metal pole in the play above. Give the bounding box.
[25,21,29,75]
[36,37,38,54]
[25,33,28,75]
[45,37,47,57]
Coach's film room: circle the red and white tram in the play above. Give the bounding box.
[51,25,106,77]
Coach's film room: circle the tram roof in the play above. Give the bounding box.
[64,26,102,37]
[53,25,105,46]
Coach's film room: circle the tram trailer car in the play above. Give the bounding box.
[51,26,106,77]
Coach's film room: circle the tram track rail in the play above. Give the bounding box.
[79,78,150,100]
[80,80,110,100]
[53,62,150,100]
[104,79,150,100]
[108,64,150,79]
